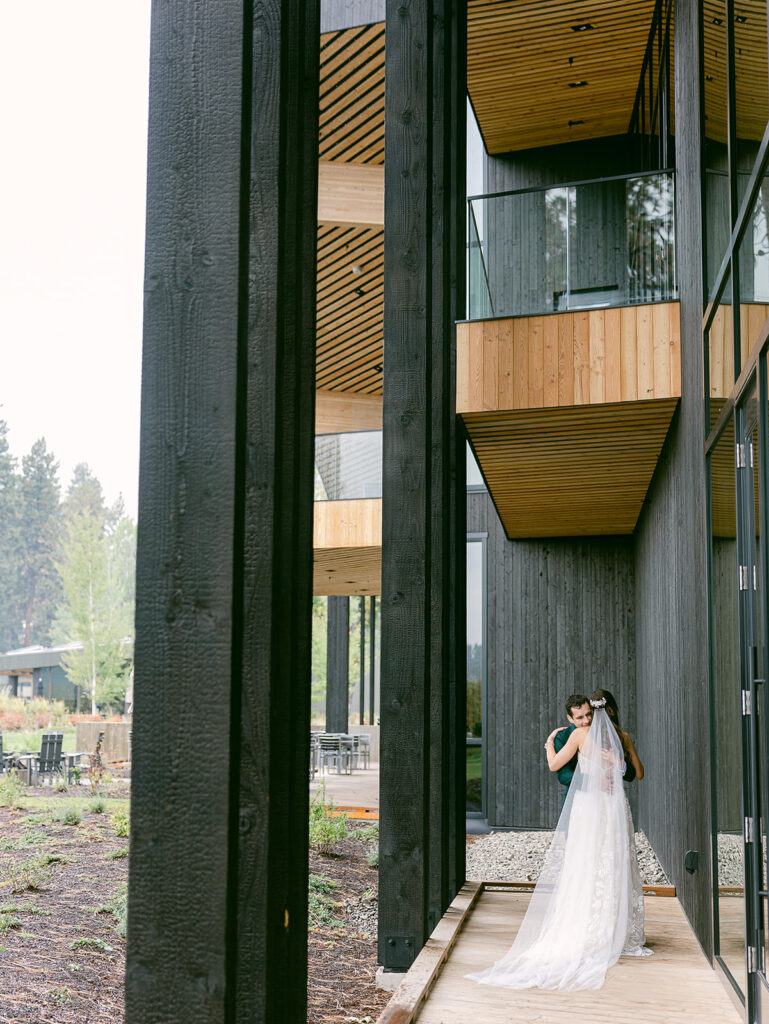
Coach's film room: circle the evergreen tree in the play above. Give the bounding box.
[15,439,61,647]
[65,463,106,524]
[0,419,22,651]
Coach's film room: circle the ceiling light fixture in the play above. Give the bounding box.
[712,16,723,24]
[351,264,362,275]
[568,119,585,127]
[568,80,588,88]
[571,23,593,31]
[735,13,747,22]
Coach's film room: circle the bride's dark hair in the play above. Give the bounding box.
[589,688,621,732]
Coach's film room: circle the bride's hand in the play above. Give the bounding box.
[546,726,568,744]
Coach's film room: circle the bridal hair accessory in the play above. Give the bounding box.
[590,697,607,708]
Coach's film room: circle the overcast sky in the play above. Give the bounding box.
[1,3,151,519]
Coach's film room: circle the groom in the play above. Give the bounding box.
[553,693,593,806]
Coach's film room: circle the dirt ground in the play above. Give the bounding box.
[0,780,391,1024]
[0,775,130,1024]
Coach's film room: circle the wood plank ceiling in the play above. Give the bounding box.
[704,0,769,146]
[465,399,679,537]
[317,22,385,395]
[467,0,659,153]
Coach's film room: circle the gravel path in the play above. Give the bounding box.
[466,829,670,884]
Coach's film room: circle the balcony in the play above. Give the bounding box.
[468,170,676,320]
[460,171,680,539]
[313,429,382,596]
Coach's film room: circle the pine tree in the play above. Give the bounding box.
[64,463,106,524]
[15,439,62,647]
[0,419,22,651]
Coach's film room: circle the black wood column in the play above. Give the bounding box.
[379,0,467,972]
[126,3,319,1023]
[369,595,376,726]
[326,596,350,732]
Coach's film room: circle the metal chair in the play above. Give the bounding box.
[355,734,371,769]
[318,734,352,775]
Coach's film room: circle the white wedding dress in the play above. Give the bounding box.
[467,708,652,991]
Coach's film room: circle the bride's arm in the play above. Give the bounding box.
[545,728,582,772]
[622,732,644,780]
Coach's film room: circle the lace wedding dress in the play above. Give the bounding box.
[467,708,652,991]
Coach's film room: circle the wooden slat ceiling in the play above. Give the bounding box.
[317,23,386,395]
[704,0,768,146]
[467,0,660,154]
[320,23,385,165]
[463,398,679,537]
[316,224,383,394]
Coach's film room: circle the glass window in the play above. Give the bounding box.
[734,1,769,207]
[709,411,746,994]
[466,538,485,814]
[737,168,769,373]
[703,0,730,288]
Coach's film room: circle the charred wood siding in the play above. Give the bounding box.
[326,596,350,731]
[468,492,637,829]
[634,0,712,960]
[127,2,319,1021]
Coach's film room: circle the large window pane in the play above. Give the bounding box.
[737,169,769,373]
[703,0,730,288]
[466,539,485,814]
[735,0,769,206]
[709,411,746,994]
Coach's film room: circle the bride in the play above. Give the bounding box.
[467,689,652,991]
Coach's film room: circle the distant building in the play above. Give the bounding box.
[0,643,83,709]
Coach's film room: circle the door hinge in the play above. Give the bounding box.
[740,565,750,590]
[748,945,759,973]
[743,689,753,715]
[745,816,754,843]
[737,442,747,468]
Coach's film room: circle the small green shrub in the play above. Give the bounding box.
[366,847,379,869]
[308,873,341,928]
[95,886,127,938]
[48,988,71,1005]
[70,936,114,952]
[0,773,24,809]
[105,847,129,860]
[53,777,68,793]
[1,853,56,894]
[0,913,21,934]
[309,783,348,855]
[111,810,130,838]
[56,808,82,827]
[355,823,379,842]
[87,797,107,815]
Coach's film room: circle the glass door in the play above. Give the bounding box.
[737,373,769,1022]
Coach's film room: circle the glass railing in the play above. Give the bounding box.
[467,170,677,320]
[315,430,382,501]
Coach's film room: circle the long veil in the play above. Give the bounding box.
[467,708,648,991]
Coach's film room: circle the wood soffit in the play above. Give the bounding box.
[463,399,679,538]
[704,0,768,146]
[467,0,662,154]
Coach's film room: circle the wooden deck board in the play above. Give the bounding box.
[409,890,742,1024]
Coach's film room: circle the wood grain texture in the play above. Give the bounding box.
[469,488,638,828]
[318,160,384,227]
[314,497,382,548]
[634,0,712,962]
[326,596,350,731]
[379,0,466,972]
[315,389,383,432]
[313,545,381,595]
[467,0,661,154]
[128,1,319,1022]
[457,304,681,414]
[379,890,742,1023]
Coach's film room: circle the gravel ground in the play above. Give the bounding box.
[465,829,670,885]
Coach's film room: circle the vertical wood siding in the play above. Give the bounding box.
[468,491,637,829]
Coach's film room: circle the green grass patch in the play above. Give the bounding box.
[308,874,341,928]
[3,729,76,754]
[70,936,114,952]
[105,847,129,860]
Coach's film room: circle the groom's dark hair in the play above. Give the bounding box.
[565,693,589,717]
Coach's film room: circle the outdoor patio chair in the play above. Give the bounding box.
[318,734,352,775]
[309,735,319,779]
[355,734,371,769]
[26,731,65,786]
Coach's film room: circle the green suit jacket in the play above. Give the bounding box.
[554,723,577,790]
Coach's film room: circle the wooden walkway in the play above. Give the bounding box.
[380,887,743,1024]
